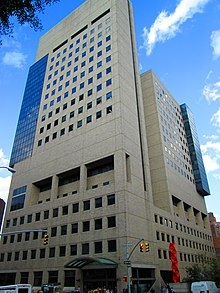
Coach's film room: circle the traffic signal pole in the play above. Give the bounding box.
[124,238,144,293]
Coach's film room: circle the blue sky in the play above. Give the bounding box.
[0,0,220,220]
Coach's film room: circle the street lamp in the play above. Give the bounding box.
[0,166,16,173]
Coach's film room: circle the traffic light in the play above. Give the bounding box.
[122,276,128,282]
[145,242,149,252]
[139,242,144,252]
[43,233,49,245]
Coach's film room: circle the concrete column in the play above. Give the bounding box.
[79,165,87,195]
[51,175,59,200]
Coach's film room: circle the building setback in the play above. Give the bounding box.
[0,0,215,291]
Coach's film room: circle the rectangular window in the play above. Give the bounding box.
[87,115,92,123]
[107,194,115,205]
[95,241,102,254]
[108,216,116,228]
[87,101,92,109]
[83,221,90,232]
[89,46,94,52]
[82,243,89,255]
[71,223,78,234]
[95,218,102,230]
[61,225,67,235]
[106,55,111,62]
[70,244,77,256]
[95,197,102,208]
[97,84,102,92]
[96,111,102,119]
[72,203,79,213]
[59,246,66,257]
[108,240,116,252]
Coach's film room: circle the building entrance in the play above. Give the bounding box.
[83,269,117,293]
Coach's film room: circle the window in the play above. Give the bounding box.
[73,76,77,83]
[49,247,55,258]
[95,241,102,254]
[88,89,93,96]
[17,233,22,242]
[69,124,73,132]
[64,91,69,98]
[25,232,30,241]
[61,225,67,235]
[22,251,28,260]
[62,205,68,215]
[83,221,90,232]
[51,227,57,237]
[80,71,85,78]
[108,240,117,252]
[78,106,83,114]
[89,56,94,62]
[74,56,79,62]
[96,111,102,119]
[59,246,66,257]
[60,128,65,136]
[70,111,75,118]
[106,67,111,74]
[54,119,58,126]
[95,197,102,208]
[88,66,93,73]
[80,82,84,89]
[20,216,25,225]
[89,46,94,52]
[106,55,111,62]
[44,210,49,219]
[71,98,76,105]
[62,115,66,122]
[106,105,112,114]
[83,200,90,210]
[106,45,111,52]
[70,244,77,256]
[40,248,46,259]
[87,115,92,123]
[65,81,70,87]
[97,97,102,105]
[97,51,102,58]
[108,216,116,228]
[31,249,36,259]
[55,107,60,114]
[98,41,102,47]
[88,77,93,84]
[81,61,86,67]
[106,91,112,100]
[97,61,102,68]
[97,72,102,79]
[106,35,111,42]
[87,101,92,109]
[72,223,78,234]
[97,84,102,91]
[63,103,68,110]
[82,243,89,255]
[106,79,112,86]
[72,203,79,213]
[52,132,57,140]
[14,251,20,261]
[95,218,102,230]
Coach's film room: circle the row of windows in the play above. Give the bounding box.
[45,65,112,108]
[0,239,117,262]
[154,214,212,241]
[156,231,214,253]
[5,194,115,228]
[42,81,113,123]
[3,216,116,245]
[157,249,214,263]
[38,105,112,146]
[50,17,111,63]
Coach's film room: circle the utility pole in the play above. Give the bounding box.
[124,238,144,293]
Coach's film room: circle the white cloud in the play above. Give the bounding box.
[210,30,220,59]
[0,176,11,203]
[202,154,220,172]
[203,81,220,102]
[203,134,219,140]
[2,51,27,68]
[201,140,220,154]
[211,108,220,128]
[213,174,220,179]
[142,0,210,55]
[0,149,9,167]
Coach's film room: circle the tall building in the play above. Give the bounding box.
[0,0,215,291]
[208,212,220,263]
[0,198,5,231]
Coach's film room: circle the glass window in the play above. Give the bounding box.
[106,67,111,74]
[97,84,102,92]
[108,240,116,252]
[88,66,93,73]
[70,244,77,256]
[97,97,102,105]
[106,79,112,86]
[106,35,111,42]
[95,218,102,230]
[89,46,94,52]
[82,243,89,255]
[108,216,116,228]
[80,82,85,89]
[72,203,79,213]
[95,241,102,254]
[89,56,94,62]
[77,120,83,128]
[96,111,102,119]
[87,115,92,123]
[88,77,93,84]
[83,200,90,211]
[97,50,102,57]
[106,91,112,100]
[97,72,102,79]
[97,61,102,68]
[106,45,111,52]
[95,197,102,208]
[88,89,93,96]
[61,225,67,235]
[72,223,78,234]
[83,221,90,232]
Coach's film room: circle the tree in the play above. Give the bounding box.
[183,254,220,286]
[0,0,60,42]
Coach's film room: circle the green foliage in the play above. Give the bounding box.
[183,255,220,286]
[0,0,60,40]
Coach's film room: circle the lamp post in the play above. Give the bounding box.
[0,166,16,173]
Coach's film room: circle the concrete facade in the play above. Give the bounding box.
[0,1,215,292]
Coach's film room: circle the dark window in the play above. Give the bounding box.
[44,210,49,219]
[95,241,102,254]
[14,251,19,261]
[95,218,102,230]
[61,225,67,235]
[40,248,46,258]
[95,197,102,208]
[64,270,75,287]
[25,232,30,241]
[72,203,79,213]
[10,235,15,243]
[70,244,77,256]
[27,214,32,223]
[35,212,40,221]
[34,271,43,286]
[107,194,115,205]
[17,233,22,242]
[22,251,28,260]
[48,271,58,284]
[53,208,59,217]
[31,249,36,259]
[49,247,56,258]
[33,232,38,240]
[51,227,57,237]
[62,205,68,215]
[20,272,29,283]
[59,246,66,257]
[72,223,78,234]
[83,200,90,211]
[108,216,116,228]
[83,221,90,232]
[108,240,116,252]
[82,243,89,255]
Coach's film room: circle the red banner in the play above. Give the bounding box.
[169,242,180,283]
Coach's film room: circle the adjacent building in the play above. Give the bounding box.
[0,199,5,231]
[0,0,215,291]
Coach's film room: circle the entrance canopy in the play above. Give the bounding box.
[64,257,117,269]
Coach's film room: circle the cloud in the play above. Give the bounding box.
[0,176,11,203]
[203,80,220,102]
[142,0,210,55]
[203,134,219,140]
[2,51,27,68]
[210,30,220,59]
[211,108,220,128]
[0,149,9,167]
[202,154,220,172]
[213,174,220,179]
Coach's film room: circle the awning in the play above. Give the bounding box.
[64,257,118,269]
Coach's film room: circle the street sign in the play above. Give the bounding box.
[124,260,131,265]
